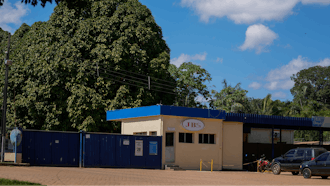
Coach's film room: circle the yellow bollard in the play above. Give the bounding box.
[257,160,259,172]
[200,159,202,171]
[211,159,213,172]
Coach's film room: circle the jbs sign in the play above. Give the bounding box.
[181,119,205,131]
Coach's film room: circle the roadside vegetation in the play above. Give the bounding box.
[0,0,329,141]
[0,178,41,185]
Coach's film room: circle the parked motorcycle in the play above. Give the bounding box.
[257,155,272,172]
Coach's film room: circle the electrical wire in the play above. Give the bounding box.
[75,67,178,96]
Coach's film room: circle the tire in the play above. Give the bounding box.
[292,172,299,175]
[302,168,312,179]
[272,164,281,175]
[321,176,328,179]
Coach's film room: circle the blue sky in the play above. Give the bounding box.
[1,0,330,104]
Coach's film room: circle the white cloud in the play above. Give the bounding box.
[180,0,330,24]
[216,57,223,63]
[170,52,207,67]
[239,24,278,54]
[195,95,208,103]
[301,0,330,5]
[0,1,29,33]
[264,56,330,90]
[180,0,299,24]
[248,82,262,90]
[273,92,287,99]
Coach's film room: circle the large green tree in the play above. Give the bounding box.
[168,62,212,108]
[0,0,175,132]
[291,65,330,107]
[211,79,249,113]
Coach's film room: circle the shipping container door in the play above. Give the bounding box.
[67,133,79,166]
[51,132,69,165]
[130,136,146,168]
[116,136,131,167]
[99,134,116,167]
[145,137,162,169]
[84,133,100,167]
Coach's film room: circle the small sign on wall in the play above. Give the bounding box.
[167,127,175,131]
[55,140,59,144]
[135,140,143,156]
[86,134,90,139]
[123,139,130,145]
[149,141,157,155]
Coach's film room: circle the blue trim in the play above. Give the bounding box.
[83,132,85,168]
[106,105,161,121]
[106,105,226,121]
[225,113,313,128]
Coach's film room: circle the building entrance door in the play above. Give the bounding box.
[165,132,175,163]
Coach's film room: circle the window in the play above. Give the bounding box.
[296,150,304,157]
[133,132,147,135]
[199,134,215,144]
[285,150,295,158]
[149,131,157,136]
[306,150,312,158]
[316,153,329,161]
[179,133,193,143]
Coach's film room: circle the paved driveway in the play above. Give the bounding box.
[0,166,330,185]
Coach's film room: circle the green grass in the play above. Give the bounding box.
[0,178,41,185]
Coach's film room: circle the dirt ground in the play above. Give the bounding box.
[0,166,329,185]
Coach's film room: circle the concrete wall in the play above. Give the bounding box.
[222,121,243,170]
[121,116,162,136]
[247,128,294,144]
[4,153,22,163]
[162,116,223,171]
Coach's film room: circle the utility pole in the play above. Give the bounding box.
[1,33,11,162]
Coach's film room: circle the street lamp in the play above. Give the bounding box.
[1,33,11,162]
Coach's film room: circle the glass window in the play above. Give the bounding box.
[179,133,184,142]
[316,153,329,161]
[285,150,295,157]
[306,150,312,158]
[203,134,209,144]
[210,134,215,144]
[186,133,193,143]
[296,150,304,157]
[149,131,157,136]
[179,133,193,143]
[199,134,203,143]
[199,134,215,144]
[166,133,174,147]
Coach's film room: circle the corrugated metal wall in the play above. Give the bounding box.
[22,130,80,166]
[22,130,162,169]
[83,133,162,169]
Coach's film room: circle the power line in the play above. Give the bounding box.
[77,67,178,96]
[96,62,178,86]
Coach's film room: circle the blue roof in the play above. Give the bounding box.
[106,105,226,121]
[225,113,313,128]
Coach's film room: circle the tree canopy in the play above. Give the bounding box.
[0,0,175,132]
[168,62,212,108]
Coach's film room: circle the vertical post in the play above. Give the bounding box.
[211,159,213,172]
[14,134,17,163]
[1,33,11,162]
[319,128,323,146]
[280,128,282,143]
[79,130,83,168]
[272,125,274,159]
[200,159,202,171]
[148,76,150,90]
[83,132,85,167]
